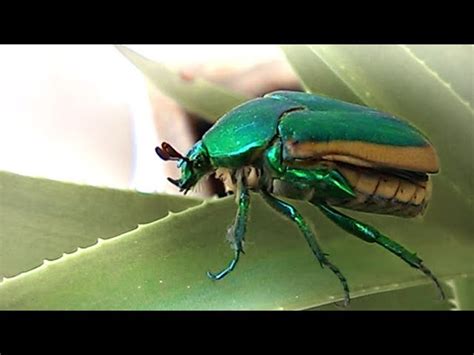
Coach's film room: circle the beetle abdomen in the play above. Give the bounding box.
[215,167,261,194]
[327,164,432,218]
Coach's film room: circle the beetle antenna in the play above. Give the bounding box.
[155,142,190,163]
[162,142,189,162]
[155,146,171,161]
[155,143,190,162]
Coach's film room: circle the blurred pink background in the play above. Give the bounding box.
[0,45,291,194]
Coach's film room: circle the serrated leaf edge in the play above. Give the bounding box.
[0,197,226,287]
[300,272,472,311]
[401,45,473,113]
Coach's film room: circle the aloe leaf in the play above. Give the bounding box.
[280,45,363,104]
[283,45,473,216]
[116,46,249,123]
[0,171,201,280]
[406,45,473,107]
[307,45,473,205]
[312,281,455,310]
[279,45,473,309]
[1,181,472,309]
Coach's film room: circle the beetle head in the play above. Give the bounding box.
[155,140,212,194]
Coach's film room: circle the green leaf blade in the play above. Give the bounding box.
[312,281,455,311]
[406,45,473,108]
[1,188,472,310]
[281,45,364,104]
[309,45,474,203]
[116,46,249,122]
[0,171,201,280]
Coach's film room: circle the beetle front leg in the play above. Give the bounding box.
[207,173,250,281]
[260,189,351,306]
[316,202,446,300]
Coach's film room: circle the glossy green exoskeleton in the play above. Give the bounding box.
[156,91,445,305]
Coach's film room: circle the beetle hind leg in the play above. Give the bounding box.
[260,189,351,306]
[315,202,446,300]
[207,172,250,281]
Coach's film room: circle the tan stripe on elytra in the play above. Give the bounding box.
[321,154,376,169]
[286,140,439,173]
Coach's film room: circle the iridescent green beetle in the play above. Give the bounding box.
[156,90,445,305]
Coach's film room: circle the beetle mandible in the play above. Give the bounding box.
[156,90,445,306]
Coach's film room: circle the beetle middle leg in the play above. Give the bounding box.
[207,171,250,281]
[260,189,351,306]
[315,201,446,300]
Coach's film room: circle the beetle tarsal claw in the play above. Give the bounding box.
[206,271,219,281]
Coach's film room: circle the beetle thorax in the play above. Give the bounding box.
[215,167,261,194]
